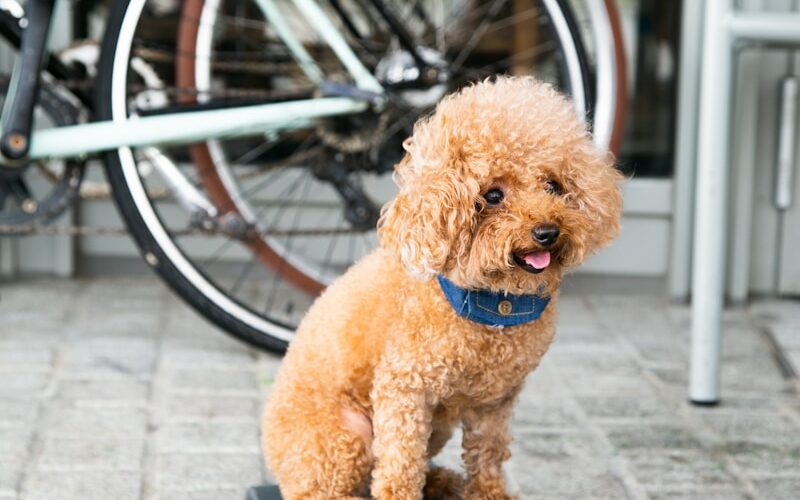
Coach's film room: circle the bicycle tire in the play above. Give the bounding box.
[96,0,291,353]
[96,0,617,353]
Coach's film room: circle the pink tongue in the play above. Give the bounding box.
[524,251,551,269]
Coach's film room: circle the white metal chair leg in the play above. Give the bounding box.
[689,0,732,405]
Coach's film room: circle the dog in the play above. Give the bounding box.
[262,76,623,499]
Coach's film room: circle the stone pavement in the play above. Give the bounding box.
[1,276,799,500]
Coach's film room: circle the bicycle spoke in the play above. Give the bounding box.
[230,133,291,167]
[456,41,556,81]
[231,251,259,296]
[445,6,546,44]
[451,0,511,71]
[263,173,314,314]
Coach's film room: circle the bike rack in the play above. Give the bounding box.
[690,0,800,404]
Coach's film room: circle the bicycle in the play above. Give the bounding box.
[0,0,626,352]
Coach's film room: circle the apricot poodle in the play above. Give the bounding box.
[262,76,623,499]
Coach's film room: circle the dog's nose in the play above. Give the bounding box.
[532,223,560,247]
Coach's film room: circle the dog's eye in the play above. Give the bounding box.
[483,188,505,206]
[545,179,563,195]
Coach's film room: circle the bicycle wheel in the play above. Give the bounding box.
[97,0,612,352]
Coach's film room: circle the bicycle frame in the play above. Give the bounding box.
[0,0,383,163]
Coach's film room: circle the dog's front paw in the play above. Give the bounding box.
[463,492,518,500]
[463,479,517,500]
[372,481,419,500]
[423,466,463,500]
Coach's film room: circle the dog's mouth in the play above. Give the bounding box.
[513,250,552,274]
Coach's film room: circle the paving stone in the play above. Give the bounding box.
[552,323,619,347]
[62,340,156,378]
[645,487,750,500]
[624,335,688,366]
[0,461,23,497]
[155,453,263,490]
[62,356,155,379]
[512,401,581,429]
[151,488,247,500]
[0,398,38,424]
[507,455,628,498]
[750,301,800,355]
[165,369,259,394]
[724,441,800,477]
[512,429,603,459]
[0,371,50,395]
[162,314,230,341]
[517,367,565,399]
[600,423,702,452]
[0,347,54,367]
[0,331,61,349]
[72,313,161,338]
[23,470,140,500]
[160,347,254,370]
[787,350,800,375]
[700,413,800,447]
[768,322,800,350]
[254,354,284,381]
[63,336,156,378]
[0,312,69,331]
[623,450,736,489]
[156,422,260,453]
[716,361,789,393]
[576,395,676,420]
[54,379,149,404]
[41,406,148,439]
[751,477,800,500]
[0,426,33,459]
[548,346,642,378]
[65,336,156,359]
[37,437,143,471]
[0,279,76,305]
[564,373,656,397]
[162,395,261,420]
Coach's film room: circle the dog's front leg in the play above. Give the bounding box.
[370,369,433,500]
[461,391,519,500]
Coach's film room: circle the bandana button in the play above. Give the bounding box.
[498,300,513,316]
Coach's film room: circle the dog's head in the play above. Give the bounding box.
[378,77,623,295]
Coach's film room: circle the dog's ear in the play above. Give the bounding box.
[566,147,624,262]
[378,133,480,279]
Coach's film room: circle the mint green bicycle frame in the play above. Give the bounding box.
[12,0,383,161]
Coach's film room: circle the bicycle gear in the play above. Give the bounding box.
[0,77,83,225]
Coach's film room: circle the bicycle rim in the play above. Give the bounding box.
[98,0,603,351]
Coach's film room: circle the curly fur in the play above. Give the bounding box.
[262,77,623,499]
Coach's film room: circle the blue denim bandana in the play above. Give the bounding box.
[436,275,551,328]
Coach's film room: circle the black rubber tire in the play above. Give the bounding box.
[95,0,289,354]
[555,0,595,121]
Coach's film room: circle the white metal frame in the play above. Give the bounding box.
[690,1,800,403]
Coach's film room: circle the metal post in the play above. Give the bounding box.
[669,0,706,301]
[689,0,733,405]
